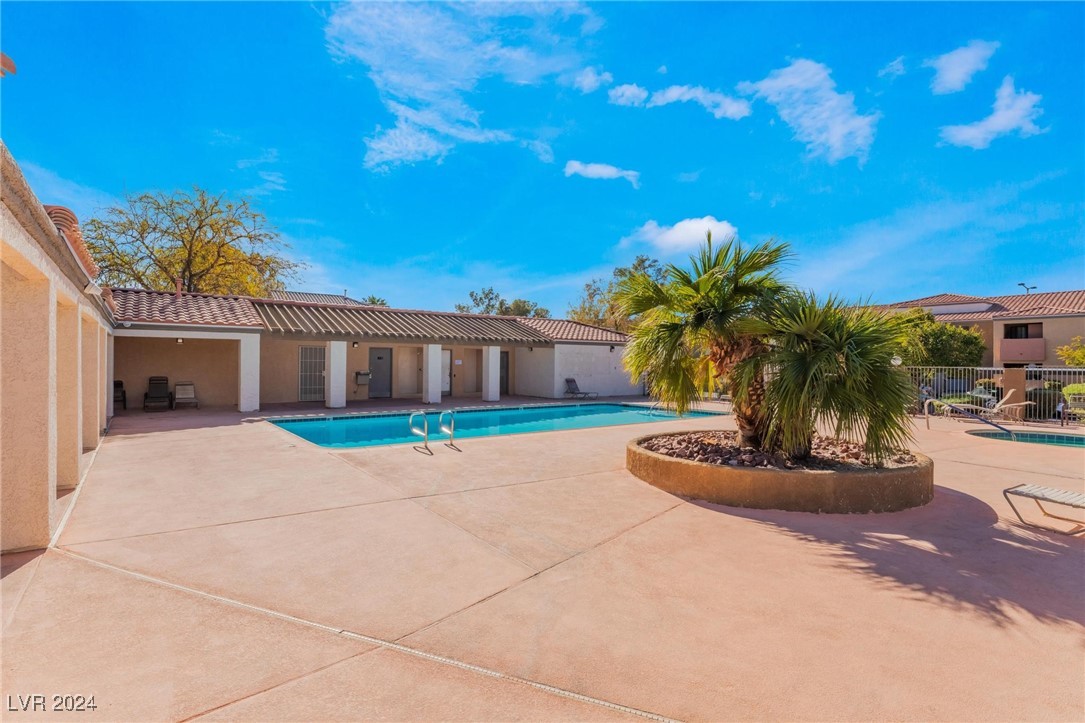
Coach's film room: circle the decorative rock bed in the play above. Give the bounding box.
[627,432,934,514]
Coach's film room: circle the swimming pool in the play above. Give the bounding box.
[271,403,719,448]
[969,430,1085,448]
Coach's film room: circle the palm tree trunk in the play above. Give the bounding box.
[711,337,768,449]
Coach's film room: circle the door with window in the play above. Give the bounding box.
[441,349,452,394]
[298,346,325,402]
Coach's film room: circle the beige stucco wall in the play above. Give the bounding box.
[2,146,113,552]
[993,316,1085,367]
[115,336,240,408]
[1,260,56,551]
[258,337,519,403]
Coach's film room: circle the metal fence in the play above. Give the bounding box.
[904,366,1085,423]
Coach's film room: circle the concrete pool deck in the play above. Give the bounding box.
[2,402,1083,721]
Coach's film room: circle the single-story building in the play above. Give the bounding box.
[884,292,1085,367]
[109,288,640,412]
[2,142,114,552]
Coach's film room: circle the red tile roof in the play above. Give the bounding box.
[888,289,1085,322]
[108,287,632,343]
[892,293,993,307]
[111,288,264,327]
[254,299,553,345]
[515,317,629,343]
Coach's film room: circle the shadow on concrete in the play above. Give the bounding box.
[696,486,1085,627]
[107,408,262,437]
[1,549,45,580]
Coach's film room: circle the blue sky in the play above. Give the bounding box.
[2,2,1082,312]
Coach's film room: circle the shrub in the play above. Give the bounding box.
[1062,382,1085,397]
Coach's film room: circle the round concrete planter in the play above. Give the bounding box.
[627,434,934,514]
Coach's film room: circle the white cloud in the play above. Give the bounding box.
[657,65,668,75]
[608,83,649,107]
[647,85,751,120]
[18,162,118,222]
[939,76,1045,149]
[924,40,1000,94]
[244,170,287,196]
[326,3,598,170]
[573,66,613,93]
[676,170,702,183]
[521,139,555,164]
[878,56,906,80]
[738,59,879,165]
[564,160,640,189]
[622,215,738,253]
[236,148,279,169]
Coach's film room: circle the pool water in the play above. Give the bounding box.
[969,430,1085,448]
[271,403,719,448]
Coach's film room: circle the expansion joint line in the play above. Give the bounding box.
[56,549,678,723]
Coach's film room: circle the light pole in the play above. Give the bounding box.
[1018,282,1036,295]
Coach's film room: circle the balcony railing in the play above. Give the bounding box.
[1000,338,1046,362]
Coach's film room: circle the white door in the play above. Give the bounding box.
[441,349,452,394]
[299,346,326,401]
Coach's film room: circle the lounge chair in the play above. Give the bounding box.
[938,388,1033,422]
[1062,394,1085,426]
[564,378,598,400]
[172,381,199,410]
[1003,484,1085,536]
[113,380,126,410]
[143,376,173,412]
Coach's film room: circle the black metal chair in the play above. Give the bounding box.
[143,376,172,412]
[113,380,127,410]
[564,378,599,400]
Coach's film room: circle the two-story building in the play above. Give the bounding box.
[885,291,1085,367]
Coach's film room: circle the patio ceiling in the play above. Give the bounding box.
[252,301,554,346]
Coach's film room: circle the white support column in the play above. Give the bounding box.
[481,346,501,402]
[324,340,347,409]
[421,343,442,404]
[238,334,261,413]
[106,332,115,418]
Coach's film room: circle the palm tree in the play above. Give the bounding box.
[735,291,914,463]
[616,234,791,447]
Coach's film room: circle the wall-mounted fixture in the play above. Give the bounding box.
[176,338,184,344]
[528,347,533,352]
[352,341,359,348]
[609,345,615,352]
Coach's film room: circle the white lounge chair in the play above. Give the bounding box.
[938,388,1033,421]
[1004,484,1085,536]
[172,381,200,409]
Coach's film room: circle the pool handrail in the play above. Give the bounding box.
[408,410,429,451]
[925,398,1017,441]
[438,410,456,448]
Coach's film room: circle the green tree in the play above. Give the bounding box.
[1055,336,1085,367]
[568,255,664,331]
[897,309,985,366]
[735,292,914,462]
[85,187,303,295]
[616,235,790,447]
[360,295,388,306]
[455,287,550,318]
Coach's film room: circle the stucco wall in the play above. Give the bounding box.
[115,336,240,407]
[993,316,1085,367]
[555,343,641,397]
[514,346,557,397]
